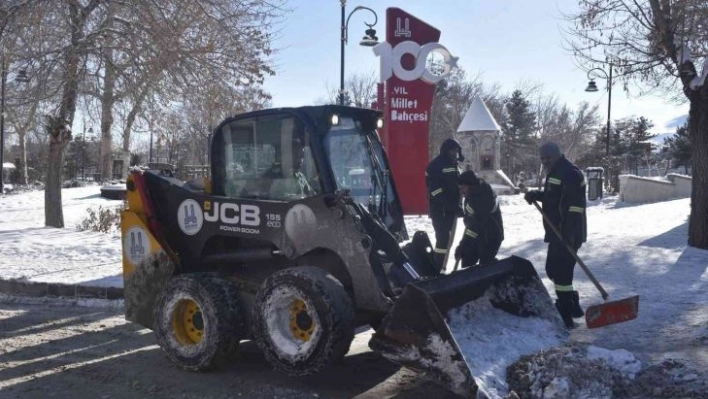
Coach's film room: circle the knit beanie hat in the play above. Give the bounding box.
[539,142,561,158]
[458,170,479,186]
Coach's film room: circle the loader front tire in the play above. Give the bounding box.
[253,266,354,377]
[153,273,243,371]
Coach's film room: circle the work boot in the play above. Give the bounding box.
[555,291,576,330]
[571,291,584,318]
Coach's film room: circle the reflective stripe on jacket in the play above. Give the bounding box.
[426,154,461,214]
[537,156,587,244]
[460,179,504,247]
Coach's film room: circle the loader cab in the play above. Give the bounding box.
[210,106,406,239]
[211,114,322,201]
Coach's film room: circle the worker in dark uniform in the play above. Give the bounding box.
[454,171,504,268]
[426,138,463,271]
[524,142,587,329]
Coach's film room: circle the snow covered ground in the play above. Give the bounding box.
[0,186,707,397]
[408,194,708,397]
[0,186,123,287]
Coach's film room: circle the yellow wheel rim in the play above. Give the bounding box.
[171,299,204,345]
[289,299,315,342]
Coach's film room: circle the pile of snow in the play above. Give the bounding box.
[507,343,707,398]
[447,294,566,397]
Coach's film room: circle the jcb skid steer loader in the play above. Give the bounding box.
[121,105,567,398]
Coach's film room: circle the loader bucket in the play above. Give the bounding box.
[369,256,568,398]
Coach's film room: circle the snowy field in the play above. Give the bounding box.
[0,186,707,397]
[0,186,123,287]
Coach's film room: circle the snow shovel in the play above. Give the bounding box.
[532,201,639,329]
[440,216,458,273]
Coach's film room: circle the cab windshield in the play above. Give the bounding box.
[324,117,402,233]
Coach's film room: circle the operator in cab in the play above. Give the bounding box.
[265,137,316,199]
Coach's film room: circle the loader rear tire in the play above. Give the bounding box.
[153,273,244,371]
[253,266,354,377]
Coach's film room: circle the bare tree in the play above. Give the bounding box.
[3,0,283,227]
[322,72,378,107]
[566,0,708,248]
[3,54,41,184]
[429,68,486,157]
[2,3,64,186]
[86,0,282,180]
[45,1,101,227]
[536,97,600,161]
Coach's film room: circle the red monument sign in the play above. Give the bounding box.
[374,8,457,215]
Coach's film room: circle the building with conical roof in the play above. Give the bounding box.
[455,97,515,193]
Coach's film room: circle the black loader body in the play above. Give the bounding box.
[121,105,566,398]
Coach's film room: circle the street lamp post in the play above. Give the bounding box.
[1,56,6,194]
[585,62,613,156]
[339,1,379,105]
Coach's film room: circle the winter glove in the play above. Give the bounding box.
[524,190,541,205]
[454,245,463,261]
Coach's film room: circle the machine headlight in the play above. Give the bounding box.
[376,117,384,129]
[331,114,340,126]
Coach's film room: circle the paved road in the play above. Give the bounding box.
[0,301,459,399]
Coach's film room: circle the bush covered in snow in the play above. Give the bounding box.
[76,204,124,234]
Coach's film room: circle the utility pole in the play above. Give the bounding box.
[0,55,6,194]
[339,1,379,105]
[81,117,86,180]
[339,0,346,105]
[585,62,613,155]
[606,63,613,156]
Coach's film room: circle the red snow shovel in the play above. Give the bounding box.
[533,201,639,328]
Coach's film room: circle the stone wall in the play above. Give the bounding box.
[666,174,692,198]
[619,174,692,203]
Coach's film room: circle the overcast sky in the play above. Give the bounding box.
[262,0,689,133]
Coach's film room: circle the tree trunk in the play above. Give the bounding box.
[121,93,145,177]
[44,2,84,228]
[688,95,708,248]
[121,149,130,178]
[122,126,131,178]
[100,132,112,181]
[17,130,27,184]
[45,135,67,227]
[100,47,116,181]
